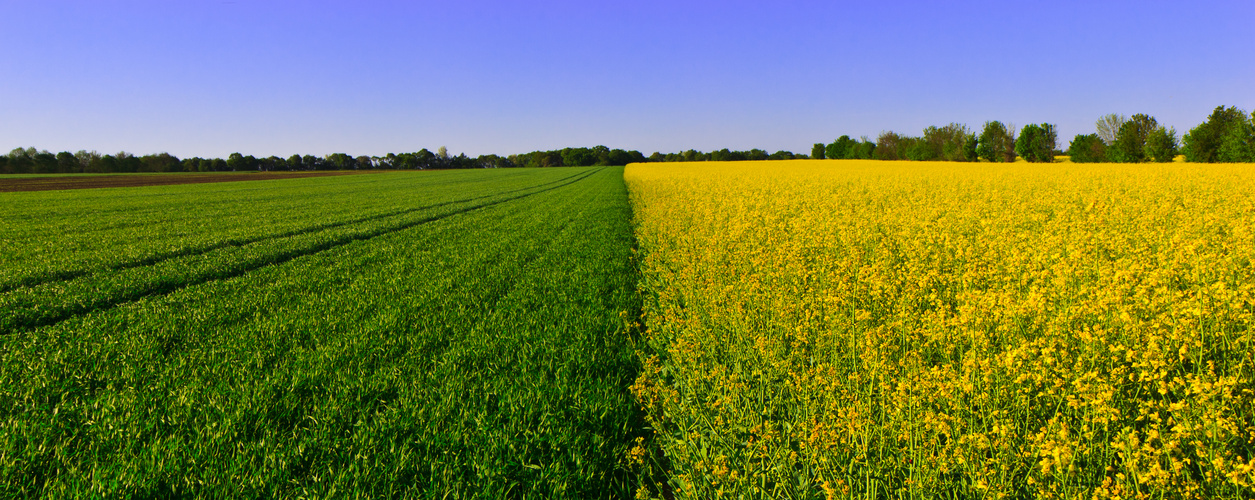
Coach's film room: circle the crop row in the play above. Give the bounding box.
[0,168,589,293]
[0,168,599,333]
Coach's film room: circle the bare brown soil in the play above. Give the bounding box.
[0,171,380,193]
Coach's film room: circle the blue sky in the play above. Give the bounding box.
[2,0,1252,158]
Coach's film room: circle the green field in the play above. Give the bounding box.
[0,168,645,497]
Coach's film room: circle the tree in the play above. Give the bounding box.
[1109,113,1158,163]
[962,134,979,161]
[811,143,825,159]
[855,137,876,159]
[827,135,857,160]
[140,153,181,172]
[74,150,100,172]
[1216,116,1254,162]
[95,154,118,173]
[1067,134,1107,163]
[977,121,1015,162]
[923,123,974,161]
[325,153,354,170]
[1015,123,1058,163]
[1182,106,1250,163]
[47,151,70,172]
[561,148,597,167]
[1145,127,1180,163]
[903,135,933,161]
[115,151,142,172]
[32,151,58,173]
[1096,113,1126,146]
[874,131,906,161]
[437,146,449,160]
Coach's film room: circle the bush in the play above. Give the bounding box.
[1067,134,1107,163]
[1015,123,1058,163]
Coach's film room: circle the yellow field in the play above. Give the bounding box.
[626,160,1255,499]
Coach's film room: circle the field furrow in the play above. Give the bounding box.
[0,169,588,292]
[0,168,604,333]
[0,167,593,294]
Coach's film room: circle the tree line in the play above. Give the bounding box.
[5,105,1252,174]
[811,105,1255,164]
[0,145,661,174]
[1065,106,1254,163]
[0,144,814,175]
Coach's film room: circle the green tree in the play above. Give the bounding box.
[874,131,906,161]
[1145,127,1180,163]
[1182,106,1249,162]
[977,121,1015,162]
[827,135,857,160]
[920,123,973,161]
[962,134,978,161]
[226,153,245,171]
[115,151,142,173]
[1217,118,1254,162]
[74,150,100,172]
[1067,134,1107,163]
[55,152,78,173]
[56,151,81,173]
[811,143,826,159]
[140,153,181,172]
[1108,114,1158,163]
[853,137,876,159]
[1015,123,1058,163]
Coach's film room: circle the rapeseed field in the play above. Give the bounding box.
[627,160,1255,499]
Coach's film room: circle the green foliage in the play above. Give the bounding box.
[826,135,857,160]
[1108,114,1158,163]
[0,168,646,497]
[811,143,826,159]
[1145,126,1180,163]
[874,131,907,160]
[1182,106,1250,162]
[1215,111,1254,163]
[1015,123,1058,163]
[963,133,978,161]
[1067,134,1108,163]
[977,121,1016,162]
[925,123,975,162]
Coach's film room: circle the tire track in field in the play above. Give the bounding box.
[2,168,606,335]
[0,169,595,294]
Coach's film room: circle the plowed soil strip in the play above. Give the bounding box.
[0,171,378,192]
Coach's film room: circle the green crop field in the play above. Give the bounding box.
[0,167,645,498]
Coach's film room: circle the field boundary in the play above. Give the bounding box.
[0,171,383,192]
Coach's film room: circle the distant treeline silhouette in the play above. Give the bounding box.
[5,105,1252,174]
[0,144,813,174]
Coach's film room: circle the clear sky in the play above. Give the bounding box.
[2,0,1252,158]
